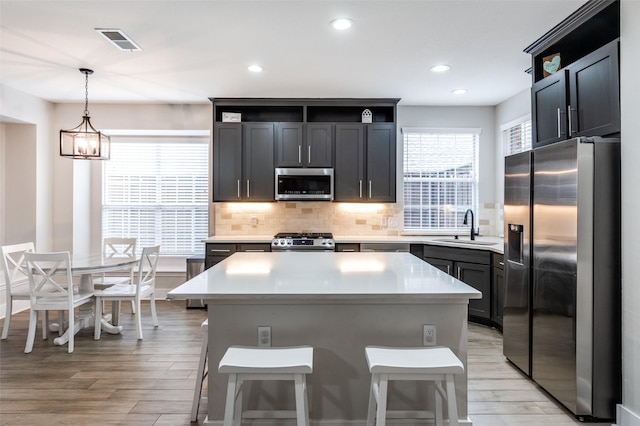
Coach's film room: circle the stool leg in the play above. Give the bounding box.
[294,373,310,426]
[234,378,243,426]
[366,373,378,426]
[435,382,444,426]
[445,374,459,426]
[191,330,208,422]
[376,374,388,426]
[223,373,238,426]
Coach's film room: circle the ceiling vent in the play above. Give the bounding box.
[95,28,142,51]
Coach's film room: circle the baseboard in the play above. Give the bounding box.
[617,404,640,426]
[0,300,30,320]
[203,418,473,425]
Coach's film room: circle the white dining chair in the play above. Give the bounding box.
[93,237,137,314]
[1,242,37,340]
[93,245,160,340]
[23,251,94,353]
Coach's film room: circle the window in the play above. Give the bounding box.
[102,135,209,256]
[503,117,532,156]
[403,128,480,234]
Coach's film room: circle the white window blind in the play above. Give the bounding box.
[403,129,479,233]
[503,119,531,156]
[102,136,209,256]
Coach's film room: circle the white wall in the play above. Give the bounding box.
[619,1,640,424]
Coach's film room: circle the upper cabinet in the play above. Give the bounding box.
[526,0,620,148]
[210,98,399,202]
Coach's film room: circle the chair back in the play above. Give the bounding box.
[24,251,74,305]
[136,245,160,295]
[1,242,35,295]
[103,238,137,259]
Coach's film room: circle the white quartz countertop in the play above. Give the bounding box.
[167,252,482,301]
[203,234,504,253]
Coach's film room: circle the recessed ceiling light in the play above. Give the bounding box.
[430,64,450,73]
[452,89,468,95]
[248,65,263,73]
[331,18,353,30]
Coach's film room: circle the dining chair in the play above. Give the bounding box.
[93,237,137,314]
[23,251,94,353]
[1,242,37,340]
[94,245,160,340]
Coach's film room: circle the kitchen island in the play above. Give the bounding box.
[168,251,481,425]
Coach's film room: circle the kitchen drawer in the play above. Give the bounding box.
[206,244,237,256]
[336,243,360,252]
[237,243,271,252]
[422,245,491,265]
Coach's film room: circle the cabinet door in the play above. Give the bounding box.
[568,40,620,137]
[276,123,304,167]
[213,123,243,201]
[306,123,333,167]
[366,124,396,202]
[243,123,275,201]
[532,70,568,148]
[456,261,491,320]
[334,124,365,201]
[492,265,505,328]
[424,257,454,276]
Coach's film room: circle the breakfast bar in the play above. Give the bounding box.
[168,251,481,424]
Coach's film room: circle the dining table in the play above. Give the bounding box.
[50,252,140,346]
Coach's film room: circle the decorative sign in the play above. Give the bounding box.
[222,112,241,122]
[361,109,373,123]
[542,54,561,77]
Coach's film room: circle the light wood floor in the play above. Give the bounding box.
[0,301,611,425]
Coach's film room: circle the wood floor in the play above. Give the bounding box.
[0,301,611,425]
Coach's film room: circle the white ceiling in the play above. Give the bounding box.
[0,0,587,106]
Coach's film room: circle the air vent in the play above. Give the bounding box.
[95,28,142,51]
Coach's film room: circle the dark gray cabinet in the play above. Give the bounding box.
[276,123,333,167]
[205,243,271,269]
[532,70,568,147]
[421,245,492,322]
[491,253,504,329]
[334,123,396,202]
[213,122,274,201]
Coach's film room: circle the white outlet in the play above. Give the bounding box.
[250,216,258,226]
[258,326,271,347]
[423,324,436,346]
[388,217,399,227]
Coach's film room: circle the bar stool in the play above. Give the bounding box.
[191,319,208,422]
[365,346,464,426]
[218,345,313,426]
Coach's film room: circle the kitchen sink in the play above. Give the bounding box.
[432,238,498,246]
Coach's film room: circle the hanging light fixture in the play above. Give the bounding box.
[59,68,111,160]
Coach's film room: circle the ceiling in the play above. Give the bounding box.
[0,0,587,107]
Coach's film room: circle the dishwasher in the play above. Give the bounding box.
[359,243,410,252]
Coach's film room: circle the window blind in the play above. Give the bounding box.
[503,119,532,156]
[102,136,209,256]
[403,130,479,233]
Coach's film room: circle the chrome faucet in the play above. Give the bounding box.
[463,209,478,240]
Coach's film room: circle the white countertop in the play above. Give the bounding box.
[203,234,504,253]
[167,252,482,301]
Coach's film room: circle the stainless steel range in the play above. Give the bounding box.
[271,232,335,251]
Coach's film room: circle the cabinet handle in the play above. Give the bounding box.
[298,145,302,164]
[568,105,574,136]
[237,180,240,199]
[246,180,250,198]
[342,249,356,252]
[499,261,504,266]
[359,180,363,198]
[457,266,461,279]
[244,249,265,252]
[308,145,312,164]
[368,180,372,198]
[557,108,562,138]
[210,249,231,253]
[446,265,451,275]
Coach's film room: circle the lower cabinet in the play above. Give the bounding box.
[420,245,493,323]
[205,243,271,269]
[491,253,504,330]
[336,243,360,252]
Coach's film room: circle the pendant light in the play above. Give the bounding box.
[59,68,111,160]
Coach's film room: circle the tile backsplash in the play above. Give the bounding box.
[212,202,501,237]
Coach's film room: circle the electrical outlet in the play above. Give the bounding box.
[258,326,271,347]
[388,217,399,227]
[423,324,436,346]
[250,216,258,226]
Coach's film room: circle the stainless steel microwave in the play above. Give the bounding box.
[275,168,334,201]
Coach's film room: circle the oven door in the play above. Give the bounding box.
[275,168,334,201]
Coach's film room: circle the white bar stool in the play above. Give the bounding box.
[218,345,313,426]
[191,319,208,422]
[365,346,464,426]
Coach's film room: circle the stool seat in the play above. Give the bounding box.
[220,346,313,373]
[219,345,313,426]
[365,346,464,426]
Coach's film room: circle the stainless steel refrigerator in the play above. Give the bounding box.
[503,137,621,420]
